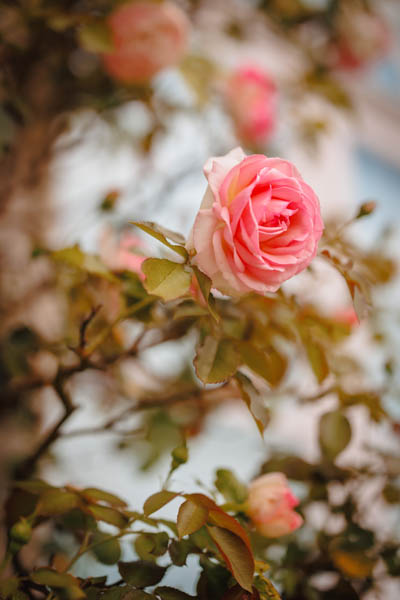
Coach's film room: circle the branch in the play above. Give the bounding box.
[14,370,76,479]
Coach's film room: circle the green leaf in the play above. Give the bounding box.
[81,488,127,507]
[207,526,254,592]
[131,222,187,259]
[177,499,208,538]
[142,259,192,301]
[91,531,121,565]
[319,411,352,460]
[78,21,113,53]
[134,532,169,561]
[194,337,240,384]
[305,339,329,384]
[154,587,196,600]
[192,266,219,321]
[215,469,248,505]
[143,491,180,517]
[234,372,270,435]
[37,490,80,516]
[168,539,196,566]
[118,561,167,588]
[88,505,129,529]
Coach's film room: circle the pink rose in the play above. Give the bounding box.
[247,473,303,538]
[100,228,146,278]
[187,147,323,296]
[102,1,189,84]
[225,66,277,146]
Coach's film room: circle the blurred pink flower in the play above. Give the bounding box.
[247,473,303,538]
[334,307,359,327]
[225,66,277,147]
[100,228,146,278]
[102,1,189,84]
[187,147,323,297]
[333,11,390,71]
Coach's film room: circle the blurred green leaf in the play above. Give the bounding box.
[168,538,196,566]
[88,505,129,528]
[91,531,121,565]
[194,336,240,384]
[118,561,167,588]
[319,411,351,460]
[215,469,248,505]
[30,569,85,599]
[154,587,196,600]
[134,532,169,561]
[81,488,127,507]
[37,490,80,516]
[305,339,329,384]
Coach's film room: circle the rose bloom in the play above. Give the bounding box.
[225,66,277,146]
[102,1,189,84]
[333,10,390,71]
[100,228,146,278]
[187,147,323,297]
[247,473,303,538]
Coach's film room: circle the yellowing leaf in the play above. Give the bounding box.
[207,525,254,592]
[143,491,180,517]
[142,259,191,301]
[177,499,208,538]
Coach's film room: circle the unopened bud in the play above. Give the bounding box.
[357,201,376,219]
[10,518,32,546]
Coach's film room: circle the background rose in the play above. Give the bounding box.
[247,473,303,538]
[225,65,277,147]
[102,1,189,84]
[187,147,323,296]
[332,10,390,71]
[100,227,146,277]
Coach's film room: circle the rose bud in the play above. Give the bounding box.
[247,473,303,537]
[225,65,277,147]
[186,147,323,297]
[102,1,189,84]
